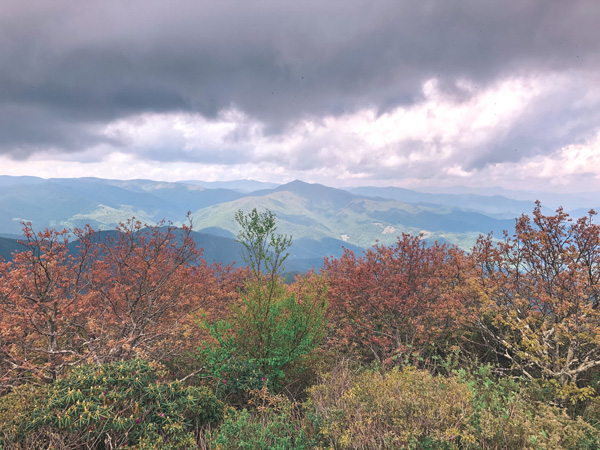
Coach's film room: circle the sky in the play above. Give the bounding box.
[1,0,600,192]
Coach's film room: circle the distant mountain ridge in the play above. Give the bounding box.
[348,186,545,218]
[180,179,278,192]
[189,180,516,249]
[0,236,23,262]
[2,175,598,271]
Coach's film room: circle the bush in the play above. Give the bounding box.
[460,365,600,450]
[207,387,314,450]
[199,278,327,397]
[306,362,600,449]
[0,383,50,449]
[2,359,223,449]
[323,236,471,367]
[305,362,474,449]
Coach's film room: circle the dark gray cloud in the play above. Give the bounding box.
[0,0,599,169]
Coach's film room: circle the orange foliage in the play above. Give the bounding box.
[324,234,472,366]
[0,224,95,386]
[0,218,241,389]
[472,203,600,388]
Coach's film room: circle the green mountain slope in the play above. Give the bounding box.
[191,180,516,249]
[0,177,244,234]
[0,176,525,257]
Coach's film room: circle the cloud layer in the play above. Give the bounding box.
[1,0,600,190]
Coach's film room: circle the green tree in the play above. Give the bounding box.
[235,208,292,282]
[199,209,327,401]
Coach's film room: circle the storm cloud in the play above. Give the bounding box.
[1,0,599,189]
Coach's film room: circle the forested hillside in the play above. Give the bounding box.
[0,176,545,271]
[2,205,600,449]
[2,176,545,278]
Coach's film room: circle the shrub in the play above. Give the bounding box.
[2,359,223,449]
[199,278,327,396]
[0,383,49,449]
[306,362,600,449]
[207,387,314,450]
[0,219,210,388]
[305,362,474,449]
[460,365,600,449]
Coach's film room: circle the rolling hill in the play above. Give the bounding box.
[348,186,544,218]
[191,180,515,249]
[2,175,593,271]
[0,176,243,234]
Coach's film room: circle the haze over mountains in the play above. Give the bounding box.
[1,176,598,271]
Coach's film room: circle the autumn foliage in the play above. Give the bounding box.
[324,234,472,365]
[472,202,600,395]
[0,218,242,389]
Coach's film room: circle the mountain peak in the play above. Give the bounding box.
[277,179,315,189]
[272,179,355,205]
